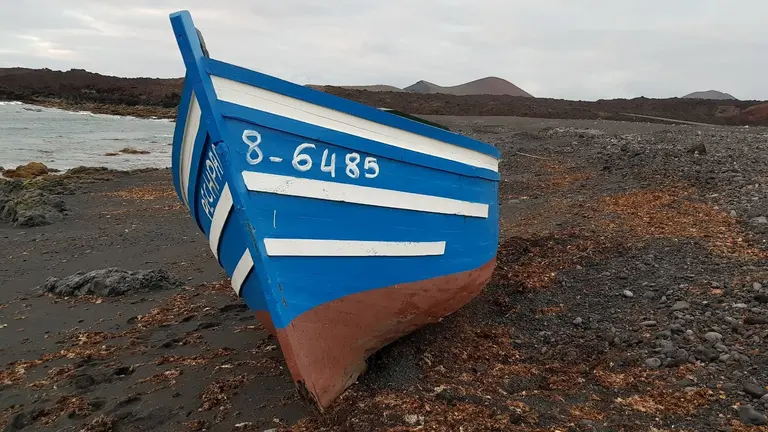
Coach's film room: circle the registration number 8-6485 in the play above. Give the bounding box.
[242,129,379,180]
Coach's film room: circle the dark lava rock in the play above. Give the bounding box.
[745,315,768,325]
[739,405,767,426]
[2,162,50,179]
[219,303,248,313]
[694,346,719,362]
[687,143,707,154]
[40,268,181,297]
[73,374,96,390]
[645,358,662,369]
[745,383,768,398]
[756,293,768,304]
[0,178,68,227]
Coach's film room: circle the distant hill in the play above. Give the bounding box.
[404,77,533,97]
[682,90,738,100]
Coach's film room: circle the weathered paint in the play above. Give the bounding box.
[168,10,501,410]
[278,258,496,408]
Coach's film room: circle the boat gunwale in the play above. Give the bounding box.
[202,58,502,160]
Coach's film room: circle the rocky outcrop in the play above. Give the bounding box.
[40,268,182,297]
[0,178,68,227]
[2,162,55,179]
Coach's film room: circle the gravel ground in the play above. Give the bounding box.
[2,116,768,431]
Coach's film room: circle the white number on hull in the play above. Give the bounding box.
[241,129,380,180]
[292,143,315,172]
[320,149,336,178]
[364,157,379,178]
[242,130,263,165]
[345,152,360,179]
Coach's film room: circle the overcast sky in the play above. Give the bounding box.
[2,0,767,101]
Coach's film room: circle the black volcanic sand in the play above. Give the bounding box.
[2,117,768,431]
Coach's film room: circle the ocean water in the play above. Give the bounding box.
[0,101,175,172]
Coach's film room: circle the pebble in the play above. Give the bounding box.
[734,303,749,309]
[695,346,719,362]
[672,301,690,311]
[623,290,634,298]
[719,354,731,362]
[756,293,768,304]
[640,321,657,327]
[745,383,768,398]
[745,316,768,325]
[573,317,583,325]
[715,343,728,352]
[750,216,768,224]
[739,406,767,426]
[730,210,738,217]
[754,282,764,291]
[660,296,668,303]
[645,358,662,369]
[704,332,723,342]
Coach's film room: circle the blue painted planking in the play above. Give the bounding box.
[222,116,498,327]
[220,117,496,205]
[218,102,499,181]
[184,127,210,223]
[204,58,501,160]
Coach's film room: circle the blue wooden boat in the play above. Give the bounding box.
[168,10,501,409]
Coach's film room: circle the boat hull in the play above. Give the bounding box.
[278,258,495,407]
[168,10,501,409]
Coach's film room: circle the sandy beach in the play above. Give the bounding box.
[2,116,768,431]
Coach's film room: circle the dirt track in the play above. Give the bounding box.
[2,116,768,431]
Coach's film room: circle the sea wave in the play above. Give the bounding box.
[0,101,23,106]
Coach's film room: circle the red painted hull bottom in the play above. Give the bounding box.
[274,258,497,409]
[255,311,276,336]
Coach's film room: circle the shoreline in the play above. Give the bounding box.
[11,98,177,121]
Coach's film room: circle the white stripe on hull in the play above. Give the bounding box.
[211,75,498,172]
[263,239,446,257]
[179,92,202,208]
[208,183,233,260]
[241,171,489,218]
[231,249,254,296]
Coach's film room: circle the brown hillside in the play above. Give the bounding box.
[0,67,182,108]
[404,77,533,97]
[1,67,767,126]
[741,102,768,121]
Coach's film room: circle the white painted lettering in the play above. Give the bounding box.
[364,157,379,178]
[242,129,263,165]
[292,143,315,172]
[241,128,382,182]
[320,149,336,178]
[345,152,361,179]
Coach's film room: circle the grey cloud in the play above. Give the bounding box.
[0,0,766,100]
